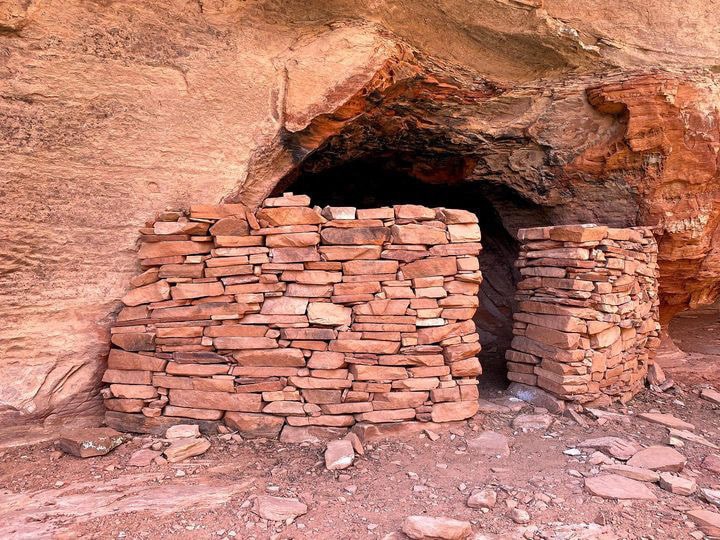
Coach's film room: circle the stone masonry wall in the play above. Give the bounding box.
[101,193,483,439]
[506,225,661,405]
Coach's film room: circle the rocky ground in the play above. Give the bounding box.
[3,314,720,540]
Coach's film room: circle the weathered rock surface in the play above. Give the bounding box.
[3,0,720,436]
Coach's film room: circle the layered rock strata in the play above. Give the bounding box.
[102,193,482,437]
[506,225,660,404]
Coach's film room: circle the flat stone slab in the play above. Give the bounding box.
[659,473,696,496]
[512,413,553,431]
[668,428,718,449]
[585,474,657,500]
[402,515,472,539]
[467,431,511,458]
[163,437,211,463]
[577,437,642,461]
[55,428,125,458]
[600,464,660,482]
[703,454,720,474]
[626,446,686,472]
[128,449,161,467]
[637,412,695,431]
[687,509,720,537]
[252,496,307,521]
[701,388,720,405]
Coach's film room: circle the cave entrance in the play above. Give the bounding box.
[275,156,522,393]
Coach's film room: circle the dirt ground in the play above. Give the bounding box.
[2,308,720,540]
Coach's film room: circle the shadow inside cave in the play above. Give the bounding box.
[276,156,549,394]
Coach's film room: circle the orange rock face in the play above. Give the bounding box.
[1,0,719,437]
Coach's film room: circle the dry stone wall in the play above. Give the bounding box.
[506,225,661,405]
[102,193,483,439]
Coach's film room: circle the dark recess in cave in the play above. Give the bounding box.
[277,155,543,393]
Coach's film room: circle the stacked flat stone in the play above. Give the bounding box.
[102,193,483,439]
[506,224,660,405]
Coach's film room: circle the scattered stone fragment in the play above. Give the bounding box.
[626,446,686,472]
[253,495,308,521]
[402,515,472,540]
[600,464,660,482]
[687,509,720,537]
[637,412,695,431]
[647,363,666,386]
[512,413,553,431]
[424,428,440,441]
[658,473,696,496]
[467,431,511,458]
[55,428,125,458]
[467,489,497,509]
[325,439,355,470]
[703,454,720,474]
[510,508,530,524]
[163,437,211,463]
[668,428,718,449]
[701,388,720,405]
[166,424,200,439]
[344,432,364,455]
[584,474,657,500]
[128,449,161,467]
[577,437,641,461]
[702,488,720,508]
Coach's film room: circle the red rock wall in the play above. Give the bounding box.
[506,225,660,405]
[102,193,482,438]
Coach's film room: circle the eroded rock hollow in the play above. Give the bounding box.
[1,0,719,439]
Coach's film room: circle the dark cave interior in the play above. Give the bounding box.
[277,155,549,392]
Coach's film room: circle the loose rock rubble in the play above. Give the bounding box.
[102,195,484,438]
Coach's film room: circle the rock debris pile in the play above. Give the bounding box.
[506,224,660,405]
[102,193,482,437]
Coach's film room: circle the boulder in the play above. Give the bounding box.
[466,489,497,509]
[225,412,285,439]
[506,382,565,414]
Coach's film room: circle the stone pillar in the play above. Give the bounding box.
[506,224,660,405]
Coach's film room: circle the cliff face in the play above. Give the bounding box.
[1,0,718,437]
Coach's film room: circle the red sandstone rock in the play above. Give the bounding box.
[55,427,125,458]
[256,207,325,226]
[402,515,472,540]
